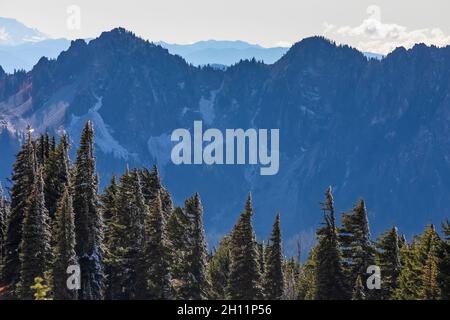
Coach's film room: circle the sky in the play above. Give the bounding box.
[1,0,449,54]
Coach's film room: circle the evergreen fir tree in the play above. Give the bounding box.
[339,199,376,298]
[395,225,441,299]
[282,257,301,300]
[166,206,190,298]
[314,186,345,300]
[352,275,366,300]
[53,185,77,300]
[101,175,118,245]
[103,176,126,300]
[144,190,172,299]
[140,165,173,218]
[375,226,401,299]
[437,220,450,299]
[257,241,266,277]
[44,134,70,219]
[226,193,262,300]
[206,236,231,299]
[18,168,52,299]
[114,169,149,299]
[0,183,8,268]
[73,121,104,300]
[183,193,208,299]
[262,214,284,300]
[297,246,317,300]
[2,127,36,293]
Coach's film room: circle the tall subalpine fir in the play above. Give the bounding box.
[395,225,441,299]
[282,257,301,300]
[53,186,77,300]
[207,236,231,299]
[2,127,36,292]
[297,246,317,300]
[375,226,401,299]
[437,220,450,299]
[166,206,190,298]
[0,183,9,267]
[73,121,104,300]
[183,193,208,299]
[18,168,52,299]
[262,214,284,300]
[339,199,376,299]
[144,190,172,299]
[352,275,366,300]
[227,193,262,300]
[44,134,70,219]
[314,186,345,300]
[102,176,125,300]
[114,169,149,299]
[140,165,173,218]
[101,175,118,245]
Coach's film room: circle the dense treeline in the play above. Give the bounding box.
[0,122,449,300]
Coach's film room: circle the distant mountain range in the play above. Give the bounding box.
[0,17,383,74]
[2,27,441,254]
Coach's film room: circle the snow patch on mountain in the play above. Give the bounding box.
[199,86,222,125]
[68,97,135,160]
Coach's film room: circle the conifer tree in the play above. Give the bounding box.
[314,186,345,300]
[183,193,208,299]
[53,186,77,300]
[227,193,262,300]
[101,175,118,245]
[140,165,173,218]
[257,241,266,276]
[0,183,8,268]
[19,168,52,299]
[144,190,172,299]
[282,257,301,300]
[114,169,149,299]
[207,236,231,299]
[262,214,284,300]
[437,220,450,299]
[73,121,104,300]
[103,176,125,300]
[44,134,70,219]
[2,127,36,292]
[395,225,441,299]
[352,275,366,300]
[297,246,317,300]
[339,199,376,298]
[166,206,190,298]
[375,226,401,299]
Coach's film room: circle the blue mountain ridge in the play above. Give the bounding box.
[0,28,448,255]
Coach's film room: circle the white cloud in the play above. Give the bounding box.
[324,5,450,54]
[0,28,9,42]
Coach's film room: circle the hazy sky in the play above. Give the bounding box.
[1,0,449,53]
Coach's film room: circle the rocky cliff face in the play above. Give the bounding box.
[1,28,449,250]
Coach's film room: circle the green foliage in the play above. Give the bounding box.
[144,191,172,299]
[19,168,52,299]
[31,276,52,300]
[375,226,401,299]
[227,194,262,300]
[2,128,36,292]
[340,199,376,298]
[314,186,345,300]
[262,214,284,300]
[207,236,231,299]
[73,121,104,300]
[53,186,77,300]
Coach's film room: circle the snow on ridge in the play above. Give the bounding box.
[68,96,136,160]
